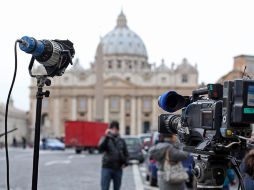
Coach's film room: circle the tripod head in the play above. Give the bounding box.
[185,145,245,190]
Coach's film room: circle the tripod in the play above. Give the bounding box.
[192,154,245,190]
[31,75,51,190]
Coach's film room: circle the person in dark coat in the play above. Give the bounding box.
[98,121,129,190]
[149,133,189,190]
[22,137,26,149]
[12,137,17,147]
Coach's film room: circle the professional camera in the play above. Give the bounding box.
[158,79,254,190]
[19,36,75,77]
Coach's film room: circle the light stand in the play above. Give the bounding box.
[31,75,51,190]
[13,37,74,190]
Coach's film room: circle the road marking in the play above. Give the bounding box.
[132,164,144,190]
[144,184,159,190]
[44,160,71,166]
[138,165,159,190]
[68,155,86,159]
[68,155,74,159]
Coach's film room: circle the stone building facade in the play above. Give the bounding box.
[218,55,254,83]
[0,100,28,144]
[29,11,199,138]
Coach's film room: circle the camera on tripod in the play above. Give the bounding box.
[158,79,254,189]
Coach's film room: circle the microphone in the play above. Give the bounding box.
[158,91,186,112]
[19,36,75,77]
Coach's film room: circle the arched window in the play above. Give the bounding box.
[41,113,49,126]
[143,121,150,133]
[182,74,188,83]
[43,99,48,109]
[125,99,131,110]
[125,126,130,135]
[143,97,152,111]
[110,96,120,111]
[117,60,122,69]
[108,61,112,69]
[78,98,86,111]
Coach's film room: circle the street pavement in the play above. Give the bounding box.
[0,148,241,190]
[0,148,156,190]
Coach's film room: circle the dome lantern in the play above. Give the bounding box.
[116,11,128,28]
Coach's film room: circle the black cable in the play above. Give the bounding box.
[4,40,20,190]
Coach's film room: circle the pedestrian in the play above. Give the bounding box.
[12,136,17,147]
[149,133,189,190]
[42,138,47,150]
[98,121,129,190]
[22,137,26,149]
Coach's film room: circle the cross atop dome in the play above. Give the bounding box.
[116,10,128,28]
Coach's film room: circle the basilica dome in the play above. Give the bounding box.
[101,11,147,58]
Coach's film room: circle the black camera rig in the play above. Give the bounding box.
[158,79,254,190]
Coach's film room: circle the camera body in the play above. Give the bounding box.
[158,79,254,142]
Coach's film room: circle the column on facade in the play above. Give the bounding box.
[152,97,158,131]
[120,97,125,135]
[71,97,77,121]
[53,98,60,137]
[87,96,93,121]
[29,99,37,142]
[104,97,109,122]
[92,97,96,121]
[31,99,36,130]
[137,97,142,134]
[130,97,136,135]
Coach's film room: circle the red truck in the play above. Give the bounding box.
[65,121,108,154]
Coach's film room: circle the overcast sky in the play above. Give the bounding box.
[1,0,254,111]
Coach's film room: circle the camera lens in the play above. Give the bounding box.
[158,114,180,134]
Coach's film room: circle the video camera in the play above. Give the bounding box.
[158,79,254,190]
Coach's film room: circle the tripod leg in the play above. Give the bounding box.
[231,158,245,190]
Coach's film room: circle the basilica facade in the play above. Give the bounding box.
[29,11,199,138]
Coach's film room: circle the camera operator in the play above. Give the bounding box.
[98,121,129,190]
[149,131,189,190]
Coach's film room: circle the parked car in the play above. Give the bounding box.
[123,136,144,163]
[41,138,65,150]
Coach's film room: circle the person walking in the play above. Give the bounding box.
[12,136,17,147]
[22,137,26,149]
[150,132,189,190]
[98,121,129,190]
